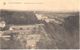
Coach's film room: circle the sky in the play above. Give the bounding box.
[0,0,79,11]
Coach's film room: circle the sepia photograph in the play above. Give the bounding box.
[0,0,79,49]
[0,10,79,49]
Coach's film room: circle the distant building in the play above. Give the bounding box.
[35,14,64,24]
[35,14,48,20]
[45,19,63,24]
[9,24,44,31]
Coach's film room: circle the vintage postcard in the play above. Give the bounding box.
[0,0,79,49]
